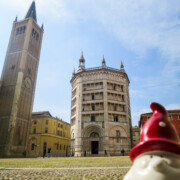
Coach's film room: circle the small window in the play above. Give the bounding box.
[113,84,116,90]
[28,68,31,75]
[121,85,124,92]
[34,31,36,38]
[45,120,48,124]
[92,105,95,111]
[11,65,15,70]
[57,144,59,150]
[61,124,63,128]
[114,105,117,111]
[92,94,95,100]
[64,145,65,150]
[116,130,120,137]
[60,131,62,136]
[32,29,35,36]
[20,27,23,34]
[34,121,37,125]
[91,115,95,122]
[36,33,39,40]
[45,127,48,133]
[16,28,19,35]
[114,116,118,122]
[58,123,60,127]
[122,96,124,101]
[31,143,35,150]
[33,128,36,134]
[60,144,61,150]
[23,26,26,33]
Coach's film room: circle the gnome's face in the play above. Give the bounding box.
[124,151,180,180]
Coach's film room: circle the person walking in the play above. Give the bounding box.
[121,149,125,156]
[48,148,51,158]
[43,147,46,158]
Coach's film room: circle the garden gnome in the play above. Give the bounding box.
[124,102,180,180]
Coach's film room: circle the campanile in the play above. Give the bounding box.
[0,1,43,157]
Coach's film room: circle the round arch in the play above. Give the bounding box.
[82,124,104,137]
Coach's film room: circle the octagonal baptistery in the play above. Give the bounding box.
[70,53,132,157]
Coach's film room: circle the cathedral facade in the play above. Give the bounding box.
[70,53,132,157]
[0,2,43,157]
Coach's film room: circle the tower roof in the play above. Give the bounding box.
[79,52,85,63]
[120,61,124,69]
[102,55,105,64]
[25,1,37,22]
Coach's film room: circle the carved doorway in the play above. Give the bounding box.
[91,141,98,154]
[90,132,99,154]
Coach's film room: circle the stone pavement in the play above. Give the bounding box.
[0,167,130,179]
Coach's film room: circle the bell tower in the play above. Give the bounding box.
[0,1,43,157]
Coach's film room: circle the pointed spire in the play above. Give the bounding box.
[78,52,85,72]
[41,23,44,30]
[25,1,37,22]
[120,61,125,72]
[14,16,17,22]
[102,55,106,69]
[120,61,124,69]
[79,51,85,63]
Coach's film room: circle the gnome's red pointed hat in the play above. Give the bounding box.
[130,102,180,162]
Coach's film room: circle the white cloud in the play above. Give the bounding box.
[166,104,180,110]
[1,0,180,60]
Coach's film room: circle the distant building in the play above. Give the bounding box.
[27,111,70,157]
[139,110,180,137]
[0,1,43,157]
[70,53,132,157]
[132,126,140,147]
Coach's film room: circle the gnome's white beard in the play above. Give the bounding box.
[123,151,180,180]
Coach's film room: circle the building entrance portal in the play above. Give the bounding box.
[91,141,98,154]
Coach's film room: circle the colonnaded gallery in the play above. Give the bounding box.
[70,54,132,157]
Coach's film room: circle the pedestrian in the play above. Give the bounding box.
[121,149,125,156]
[48,148,51,158]
[43,147,46,158]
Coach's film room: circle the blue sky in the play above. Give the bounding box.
[0,0,180,126]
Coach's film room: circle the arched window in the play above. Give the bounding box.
[31,143,35,150]
[36,33,39,40]
[23,26,26,33]
[33,128,36,134]
[20,27,23,34]
[16,28,19,35]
